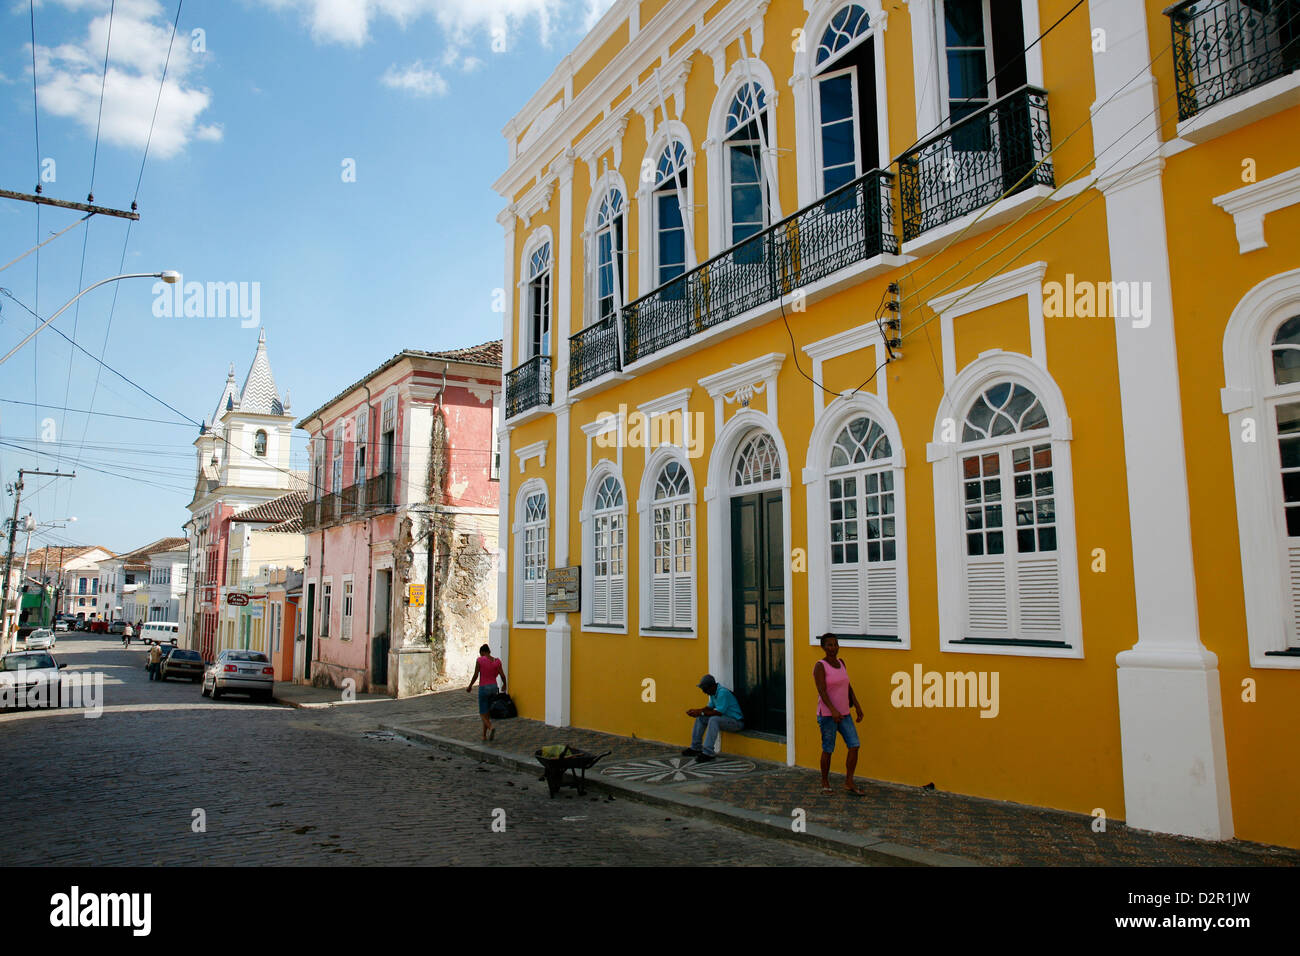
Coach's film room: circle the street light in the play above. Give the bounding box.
[0,272,179,366]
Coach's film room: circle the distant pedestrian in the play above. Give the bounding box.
[466,643,507,741]
[122,622,134,647]
[813,634,864,795]
[147,642,163,681]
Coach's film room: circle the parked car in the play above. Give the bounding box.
[25,629,55,651]
[0,651,60,708]
[202,649,274,702]
[53,620,69,633]
[107,621,126,635]
[159,648,204,682]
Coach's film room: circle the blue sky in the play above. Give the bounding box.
[0,0,610,557]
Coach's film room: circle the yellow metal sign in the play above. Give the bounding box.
[408,584,426,606]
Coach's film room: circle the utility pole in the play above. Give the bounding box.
[0,188,140,221]
[1,469,74,651]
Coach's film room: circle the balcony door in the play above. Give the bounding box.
[938,0,1029,205]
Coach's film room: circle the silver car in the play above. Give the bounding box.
[202,649,274,702]
[25,629,56,651]
[0,650,61,708]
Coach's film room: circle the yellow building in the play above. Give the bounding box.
[489,0,1300,848]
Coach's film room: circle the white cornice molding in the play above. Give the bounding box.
[802,323,886,361]
[494,0,766,200]
[699,353,786,399]
[515,439,548,474]
[637,387,693,418]
[1213,167,1300,255]
[579,415,619,438]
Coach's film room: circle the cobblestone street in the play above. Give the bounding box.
[0,636,847,866]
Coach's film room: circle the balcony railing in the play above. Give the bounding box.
[898,85,1054,242]
[505,354,551,418]
[1168,0,1300,121]
[302,499,318,531]
[567,168,896,382]
[569,315,622,389]
[341,482,361,518]
[322,492,340,522]
[366,471,395,511]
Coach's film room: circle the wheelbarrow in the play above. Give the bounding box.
[534,745,611,798]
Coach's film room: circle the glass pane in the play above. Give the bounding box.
[987,531,1004,555]
[1017,528,1035,552]
[1038,527,1057,551]
[818,72,854,123]
[944,0,986,46]
[967,533,984,556]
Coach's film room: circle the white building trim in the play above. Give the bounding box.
[1212,166,1300,255]
[928,260,1049,387]
[515,440,549,474]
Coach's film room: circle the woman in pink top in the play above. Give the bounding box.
[467,643,507,741]
[813,633,864,795]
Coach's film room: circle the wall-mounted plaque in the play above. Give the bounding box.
[546,567,580,614]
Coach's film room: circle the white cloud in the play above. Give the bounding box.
[379,61,447,97]
[32,0,217,160]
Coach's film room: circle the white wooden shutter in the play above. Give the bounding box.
[1015,555,1062,634]
[610,573,626,626]
[865,565,898,634]
[672,571,692,629]
[652,575,672,628]
[966,558,1010,635]
[1289,546,1300,645]
[829,567,860,631]
[592,575,609,625]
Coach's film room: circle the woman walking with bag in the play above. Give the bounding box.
[466,643,507,742]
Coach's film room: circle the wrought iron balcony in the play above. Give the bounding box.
[505,354,551,418]
[365,471,395,511]
[1167,0,1300,121]
[568,168,895,374]
[569,315,622,389]
[898,85,1054,242]
[341,481,361,518]
[302,500,318,531]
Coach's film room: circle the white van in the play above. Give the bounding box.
[140,621,180,645]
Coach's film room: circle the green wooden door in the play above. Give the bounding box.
[304,584,315,680]
[730,490,786,735]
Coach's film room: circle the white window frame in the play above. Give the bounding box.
[320,578,333,640]
[332,423,344,494]
[584,176,629,328]
[705,60,782,257]
[639,446,698,637]
[490,400,502,481]
[514,479,549,627]
[581,466,627,631]
[813,63,865,195]
[722,83,770,249]
[637,121,697,296]
[341,575,354,641]
[520,228,554,360]
[929,353,1082,658]
[805,395,910,648]
[354,408,368,483]
[1222,267,1300,668]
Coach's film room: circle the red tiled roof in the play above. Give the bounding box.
[233,491,308,526]
[23,545,115,569]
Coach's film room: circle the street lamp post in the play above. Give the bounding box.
[0,271,179,366]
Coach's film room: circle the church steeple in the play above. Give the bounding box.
[236,328,284,416]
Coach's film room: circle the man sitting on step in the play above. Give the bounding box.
[681,674,744,763]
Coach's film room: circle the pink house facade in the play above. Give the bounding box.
[297,341,502,696]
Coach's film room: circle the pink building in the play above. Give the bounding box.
[297,342,502,696]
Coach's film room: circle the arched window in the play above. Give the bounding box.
[593,187,626,323]
[526,241,551,357]
[254,430,267,457]
[825,415,899,636]
[957,381,1062,639]
[734,431,782,486]
[651,460,693,629]
[654,142,690,287]
[813,4,879,195]
[588,475,626,627]
[517,487,548,624]
[1267,315,1300,644]
[725,83,774,250]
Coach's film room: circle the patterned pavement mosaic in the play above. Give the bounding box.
[402,695,1300,867]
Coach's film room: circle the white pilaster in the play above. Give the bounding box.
[1089,0,1232,841]
[545,403,572,727]
[488,208,517,665]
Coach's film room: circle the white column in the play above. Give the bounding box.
[545,403,572,727]
[555,153,575,405]
[488,207,517,665]
[1089,0,1232,840]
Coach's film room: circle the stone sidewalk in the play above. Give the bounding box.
[378,690,1300,867]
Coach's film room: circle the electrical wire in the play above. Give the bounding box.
[87,0,116,203]
[0,214,90,275]
[133,0,183,207]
